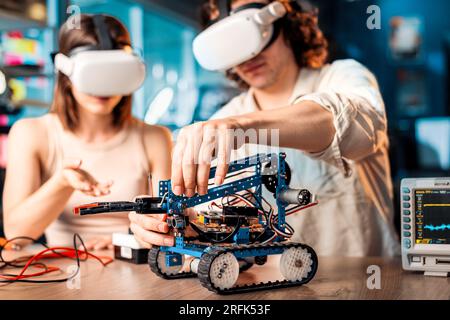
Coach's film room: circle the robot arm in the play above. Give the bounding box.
[73,197,165,215]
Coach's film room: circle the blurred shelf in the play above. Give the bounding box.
[1,65,49,78]
[137,0,205,28]
[0,1,47,31]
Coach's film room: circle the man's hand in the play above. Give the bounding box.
[172,118,242,197]
[171,101,336,198]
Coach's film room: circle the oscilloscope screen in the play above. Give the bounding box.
[415,189,450,244]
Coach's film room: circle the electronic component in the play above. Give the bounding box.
[112,233,149,264]
[401,178,450,277]
[74,153,319,294]
[190,206,263,243]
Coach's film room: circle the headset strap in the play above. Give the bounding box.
[67,45,99,57]
[290,0,312,12]
[265,20,282,49]
[217,0,231,19]
[92,14,113,50]
[231,2,265,14]
[232,1,307,14]
[50,15,134,61]
[231,2,283,52]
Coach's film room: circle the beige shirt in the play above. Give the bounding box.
[211,59,400,257]
[42,114,150,246]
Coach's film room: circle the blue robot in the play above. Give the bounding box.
[74,153,318,294]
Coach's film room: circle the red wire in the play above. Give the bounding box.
[39,246,113,265]
[285,202,319,215]
[0,265,60,280]
[1,246,113,281]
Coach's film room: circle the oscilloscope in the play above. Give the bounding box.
[401,178,450,277]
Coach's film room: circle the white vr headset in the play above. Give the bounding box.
[193,1,288,71]
[54,15,146,97]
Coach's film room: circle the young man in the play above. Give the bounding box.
[129,0,400,257]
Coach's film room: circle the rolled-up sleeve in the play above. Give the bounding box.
[295,59,388,177]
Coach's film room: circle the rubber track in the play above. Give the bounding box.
[148,246,196,279]
[197,242,318,294]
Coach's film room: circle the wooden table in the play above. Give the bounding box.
[1,248,449,300]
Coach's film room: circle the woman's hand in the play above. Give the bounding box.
[128,195,173,248]
[129,206,198,248]
[58,159,113,196]
[129,212,172,248]
[80,235,113,251]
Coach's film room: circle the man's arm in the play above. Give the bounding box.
[170,101,335,198]
[235,100,336,153]
[171,59,386,197]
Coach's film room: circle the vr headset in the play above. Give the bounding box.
[53,15,146,97]
[193,1,290,71]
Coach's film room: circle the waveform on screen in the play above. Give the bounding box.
[424,224,450,231]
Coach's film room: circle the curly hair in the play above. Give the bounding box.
[200,0,329,89]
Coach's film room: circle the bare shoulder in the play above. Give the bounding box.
[8,115,50,153]
[134,118,173,150]
[142,122,172,143]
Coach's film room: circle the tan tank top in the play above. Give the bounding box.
[42,113,150,246]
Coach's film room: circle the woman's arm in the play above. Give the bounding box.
[129,124,175,248]
[3,118,112,244]
[3,119,74,242]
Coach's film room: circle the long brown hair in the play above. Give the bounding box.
[51,14,133,131]
[200,0,329,90]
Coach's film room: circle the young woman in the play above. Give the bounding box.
[2,15,172,249]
